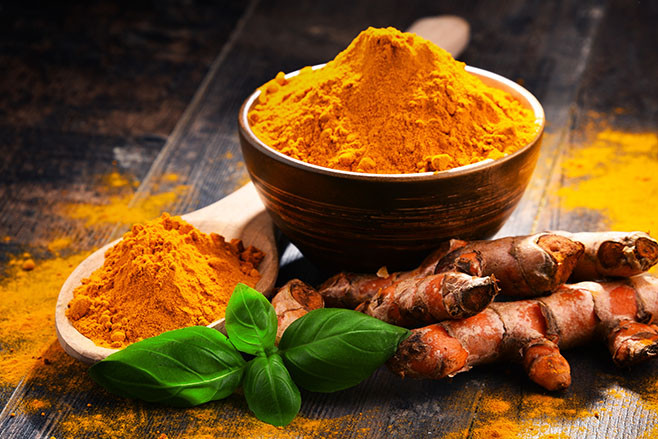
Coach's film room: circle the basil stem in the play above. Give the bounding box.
[279,308,410,393]
[225,283,278,356]
[243,354,301,427]
[89,326,246,407]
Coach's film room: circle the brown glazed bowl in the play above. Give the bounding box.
[238,66,545,272]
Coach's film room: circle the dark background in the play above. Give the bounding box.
[1,1,657,437]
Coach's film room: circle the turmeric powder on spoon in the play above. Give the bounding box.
[66,213,263,349]
[248,27,539,174]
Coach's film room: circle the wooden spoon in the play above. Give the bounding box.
[55,17,470,363]
[55,182,278,363]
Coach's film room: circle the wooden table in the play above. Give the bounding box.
[1,1,657,437]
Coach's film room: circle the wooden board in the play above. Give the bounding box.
[2,0,658,437]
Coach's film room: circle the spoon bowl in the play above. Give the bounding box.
[55,183,278,363]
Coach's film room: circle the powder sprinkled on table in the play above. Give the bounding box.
[559,128,658,235]
[67,213,264,348]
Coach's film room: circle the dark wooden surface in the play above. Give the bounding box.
[1,1,657,438]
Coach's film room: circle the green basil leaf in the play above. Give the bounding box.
[243,354,301,427]
[225,283,277,356]
[89,326,246,407]
[279,308,410,393]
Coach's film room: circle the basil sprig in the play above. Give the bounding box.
[89,283,409,426]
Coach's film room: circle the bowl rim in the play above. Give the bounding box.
[239,64,545,182]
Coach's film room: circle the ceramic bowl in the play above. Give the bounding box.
[238,66,545,271]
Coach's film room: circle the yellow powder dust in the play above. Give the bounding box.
[559,129,658,235]
[63,186,187,227]
[162,173,180,182]
[471,418,521,439]
[214,411,378,439]
[0,250,89,384]
[482,398,512,415]
[47,237,73,254]
[445,418,521,439]
[61,171,188,227]
[26,398,51,413]
[642,380,658,410]
[446,391,601,439]
[643,426,658,439]
[603,385,658,438]
[103,171,138,189]
[523,394,592,419]
[57,398,379,439]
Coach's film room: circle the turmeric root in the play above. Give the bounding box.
[434,233,584,297]
[320,232,658,307]
[318,239,467,308]
[271,279,324,341]
[319,233,584,305]
[388,274,658,391]
[356,271,499,326]
[557,231,658,280]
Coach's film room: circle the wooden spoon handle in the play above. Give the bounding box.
[182,181,265,225]
[407,15,470,57]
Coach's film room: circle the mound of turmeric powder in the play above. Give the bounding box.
[67,213,263,348]
[249,27,539,174]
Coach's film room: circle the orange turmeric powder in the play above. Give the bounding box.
[249,27,539,174]
[559,128,658,235]
[0,249,89,384]
[67,213,264,348]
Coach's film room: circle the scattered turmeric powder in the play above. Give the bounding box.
[22,258,36,271]
[47,237,73,253]
[67,213,264,348]
[470,418,520,439]
[62,171,188,227]
[0,249,89,384]
[27,398,50,413]
[103,171,139,189]
[54,387,381,439]
[447,392,597,439]
[481,398,511,415]
[522,394,593,420]
[64,188,188,227]
[559,128,658,235]
[249,27,539,174]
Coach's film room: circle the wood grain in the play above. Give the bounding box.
[1,0,658,438]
